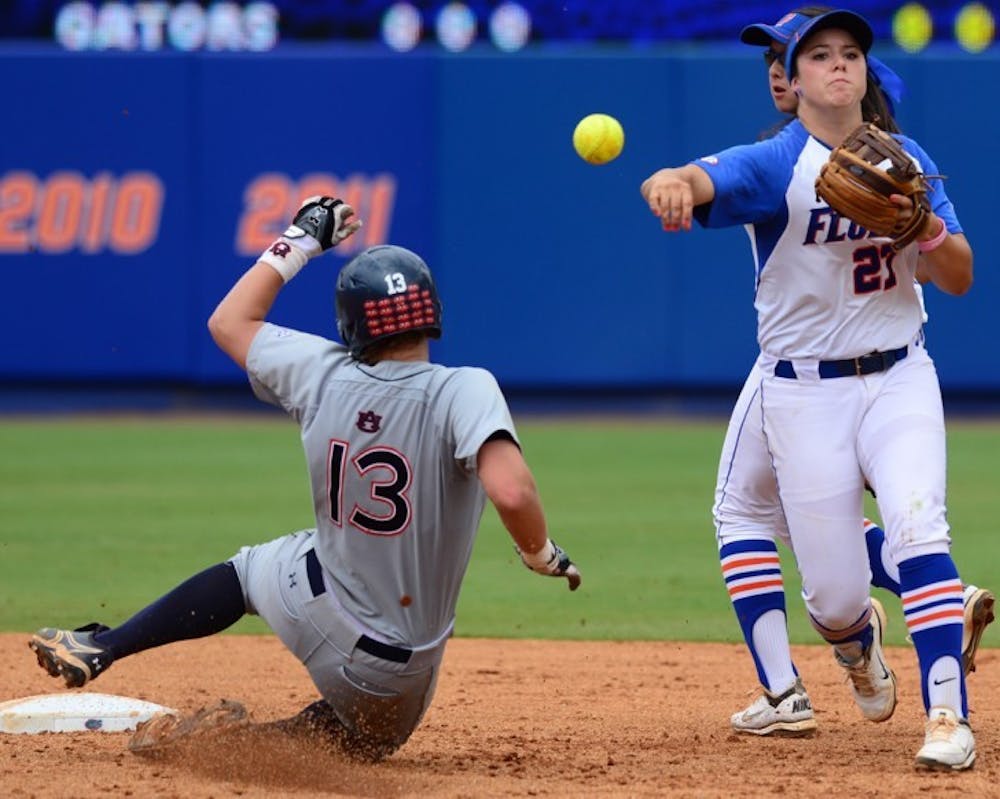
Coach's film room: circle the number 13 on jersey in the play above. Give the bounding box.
[328,440,413,536]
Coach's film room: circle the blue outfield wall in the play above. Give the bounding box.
[2,44,998,391]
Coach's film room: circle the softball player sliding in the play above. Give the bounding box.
[721,6,993,741]
[643,10,977,771]
[29,197,581,759]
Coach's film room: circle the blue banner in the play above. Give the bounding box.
[1,45,997,391]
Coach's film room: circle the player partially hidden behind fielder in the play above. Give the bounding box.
[29,196,581,760]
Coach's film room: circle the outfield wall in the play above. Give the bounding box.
[2,44,997,391]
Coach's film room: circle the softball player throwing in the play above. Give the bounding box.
[724,7,993,740]
[643,9,976,770]
[29,197,581,759]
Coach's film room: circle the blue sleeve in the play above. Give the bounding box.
[900,136,961,235]
[691,137,795,228]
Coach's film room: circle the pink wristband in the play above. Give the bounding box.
[918,218,947,254]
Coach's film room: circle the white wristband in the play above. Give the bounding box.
[520,539,556,570]
[258,232,322,283]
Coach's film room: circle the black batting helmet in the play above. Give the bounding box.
[335,245,443,360]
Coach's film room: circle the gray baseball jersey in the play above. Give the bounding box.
[246,322,518,649]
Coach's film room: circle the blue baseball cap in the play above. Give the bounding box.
[739,12,813,46]
[784,9,874,78]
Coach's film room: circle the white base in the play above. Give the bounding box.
[0,693,178,734]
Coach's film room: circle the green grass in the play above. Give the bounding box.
[1,415,998,648]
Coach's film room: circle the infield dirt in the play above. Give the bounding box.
[2,634,997,798]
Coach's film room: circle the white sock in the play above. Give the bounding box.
[834,640,864,664]
[927,656,963,716]
[752,609,798,695]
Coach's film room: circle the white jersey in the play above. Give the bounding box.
[246,322,518,648]
[692,119,960,361]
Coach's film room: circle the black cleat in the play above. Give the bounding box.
[29,623,114,688]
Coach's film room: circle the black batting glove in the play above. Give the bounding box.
[260,196,363,283]
[284,195,362,253]
[515,538,582,591]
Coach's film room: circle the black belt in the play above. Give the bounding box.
[304,548,412,664]
[775,345,908,380]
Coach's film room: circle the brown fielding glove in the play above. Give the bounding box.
[815,122,933,251]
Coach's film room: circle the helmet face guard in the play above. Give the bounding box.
[335,245,442,359]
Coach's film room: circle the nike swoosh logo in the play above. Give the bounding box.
[933,677,957,686]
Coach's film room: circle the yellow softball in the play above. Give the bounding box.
[573,114,625,166]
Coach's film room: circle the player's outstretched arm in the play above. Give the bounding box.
[208,196,361,369]
[477,437,582,591]
[208,263,285,370]
[640,164,715,232]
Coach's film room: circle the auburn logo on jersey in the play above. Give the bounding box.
[357,410,382,433]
